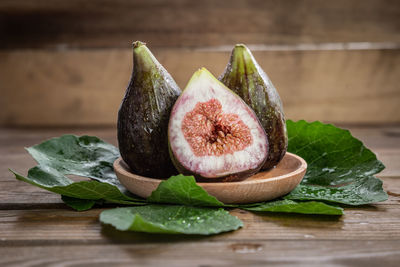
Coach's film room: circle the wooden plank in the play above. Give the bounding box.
[0,181,62,207]
[0,203,400,242]
[0,241,399,266]
[1,0,399,49]
[385,177,400,203]
[376,151,400,178]
[1,48,400,125]
[347,126,400,150]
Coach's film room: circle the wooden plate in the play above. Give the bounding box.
[114,152,307,204]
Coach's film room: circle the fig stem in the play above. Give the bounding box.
[133,41,147,48]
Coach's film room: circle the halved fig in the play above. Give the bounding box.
[168,68,268,182]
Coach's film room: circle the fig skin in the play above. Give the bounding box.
[168,68,268,182]
[168,144,263,182]
[118,41,181,178]
[219,44,288,170]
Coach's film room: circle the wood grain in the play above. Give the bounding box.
[0,203,400,243]
[1,48,399,125]
[0,241,399,266]
[1,0,399,49]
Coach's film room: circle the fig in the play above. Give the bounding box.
[168,68,268,182]
[219,44,287,170]
[118,41,181,178]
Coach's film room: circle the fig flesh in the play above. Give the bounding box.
[168,68,268,182]
[219,44,288,170]
[118,41,181,178]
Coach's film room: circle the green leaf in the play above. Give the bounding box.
[147,174,224,207]
[286,120,387,205]
[242,200,343,215]
[100,205,243,235]
[287,120,384,185]
[11,167,144,205]
[62,195,96,211]
[285,176,388,205]
[10,134,145,206]
[26,135,123,188]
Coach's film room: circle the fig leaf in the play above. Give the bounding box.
[61,195,97,211]
[100,205,243,235]
[242,200,343,215]
[285,176,387,205]
[284,120,387,205]
[10,135,145,208]
[147,174,225,207]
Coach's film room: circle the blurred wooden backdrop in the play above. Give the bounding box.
[1,0,399,126]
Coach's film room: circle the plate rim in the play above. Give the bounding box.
[113,152,307,186]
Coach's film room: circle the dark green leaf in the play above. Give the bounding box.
[26,135,122,188]
[11,168,144,205]
[285,176,388,205]
[10,135,145,206]
[242,199,343,215]
[62,195,96,211]
[100,205,243,235]
[287,120,384,186]
[286,120,387,205]
[147,174,224,207]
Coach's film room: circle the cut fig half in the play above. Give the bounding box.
[168,68,268,182]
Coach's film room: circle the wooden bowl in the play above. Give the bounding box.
[114,152,307,204]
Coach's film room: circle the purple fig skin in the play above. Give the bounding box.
[219,44,288,170]
[168,68,268,182]
[118,41,181,178]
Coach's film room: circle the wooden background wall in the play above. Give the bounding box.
[1,0,399,126]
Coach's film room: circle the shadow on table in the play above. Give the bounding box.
[255,212,343,228]
[101,224,215,244]
[249,204,383,229]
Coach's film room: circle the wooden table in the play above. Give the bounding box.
[1,125,399,266]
